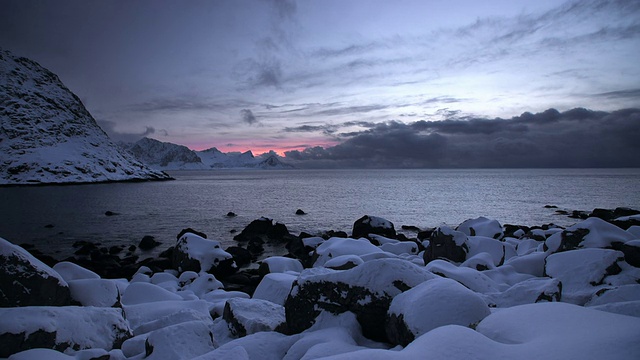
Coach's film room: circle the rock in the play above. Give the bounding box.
[621,240,640,267]
[0,306,132,358]
[457,217,504,239]
[223,298,286,337]
[139,235,161,251]
[44,224,55,228]
[176,228,207,240]
[52,261,100,282]
[483,278,562,307]
[544,217,635,253]
[312,237,383,267]
[233,217,291,243]
[68,278,121,307]
[284,258,436,342]
[585,284,640,307]
[352,215,396,239]
[225,246,252,267]
[253,273,297,306]
[0,238,71,307]
[545,248,625,305]
[544,205,558,209]
[295,209,306,215]
[386,277,491,346]
[324,254,364,270]
[105,211,119,216]
[401,225,421,232]
[227,212,237,217]
[258,256,303,275]
[144,320,216,360]
[121,282,183,305]
[173,232,236,277]
[423,226,469,264]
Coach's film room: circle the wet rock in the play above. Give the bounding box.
[176,228,207,240]
[225,246,252,268]
[352,215,396,239]
[44,224,55,228]
[423,226,469,264]
[104,211,119,216]
[234,217,291,243]
[139,235,161,251]
[227,211,237,217]
[295,209,306,215]
[621,240,640,267]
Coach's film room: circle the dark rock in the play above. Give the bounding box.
[401,225,421,232]
[128,244,137,252]
[139,235,161,250]
[555,210,569,215]
[234,217,291,243]
[158,246,174,258]
[176,228,207,240]
[423,227,468,264]
[352,215,396,239]
[0,239,71,307]
[544,205,558,209]
[74,242,97,256]
[226,212,237,217]
[621,242,640,267]
[295,209,306,215]
[109,245,123,255]
[44,224,55,228]
[104,211,119,216]
[321,230,349,240]
[224,298,286,337]
[225,246,252,267]
[569,210,589,219]
[417,228,435,241]
[503,224,530,238]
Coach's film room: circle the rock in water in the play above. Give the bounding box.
[0,48,171,185]
[0,237,71,307]
[352,215,396,239]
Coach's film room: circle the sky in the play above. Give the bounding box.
[1,0,639,167]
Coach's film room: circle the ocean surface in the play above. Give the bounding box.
[1,168,639,259]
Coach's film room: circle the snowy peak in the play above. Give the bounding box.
[0,49,171,185]
[122,138,293,170]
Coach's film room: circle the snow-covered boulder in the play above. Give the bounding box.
[379,241,419,256]
[253,273,297,306]
[68,278,120,307]
[223,298,286,337]
[466,235,516,267]
[324,254,365,270]
[544,217,635,253]
[52,261,100,282]
[121,281,183,305]
[545,248,625,305]
[0,49,170,185]
[313,237,383,267]
[352,215,396,239]
[423,226,468,264]
[622,240,640,267]
[285,258,435,342]
[386,277,491,346]
[0,306,131,358]
[180,272,224,298]
[144,320,217,360]
[483,277,562,308]
[173,233,236,276]
[122,299,211,332]
[457,217,503,239]
[426,259,506,294]
[194,331,299,360]
[0,238,71,307]
[503,251,548,277]
[585,284,640,307]
[259,256,303,275]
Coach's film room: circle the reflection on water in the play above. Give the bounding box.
[1,168,639,258]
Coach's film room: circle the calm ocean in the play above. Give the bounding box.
[1,168,639,258]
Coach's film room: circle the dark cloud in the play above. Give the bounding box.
[269,0,297,20]
[97,119,166,143]
[241,109,258,125]
[284,108,640,168]
[594,88,640,100]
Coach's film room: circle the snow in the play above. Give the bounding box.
[181,273,224,297]
[144,320,217,360]
[426,259,506,293]
[545,217,635,251]
[121,281,184,305]
[362,216,393,229]
[465,235,511,266]
[8,348,75,360]
[379,241,419,255]
[253,273,297,305]
[261,256,303,274]
[457,217,503,239]
[627,225,640,238]
[52,262,100,282]
[324,254,365,269]
[388,277,491,337]
[437,226,468,246]
[0,306,130,351]
[225,298,285,335]
[585,284,640,306]
[68,278,120,307]
[313,237,383,267]
[122,299,211,331]
[176,233,235,273]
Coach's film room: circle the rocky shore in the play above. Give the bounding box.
[1,207,640,359]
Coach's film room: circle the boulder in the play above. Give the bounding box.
[173,232,236,277]
[68,278,121,307]
[544,217,634,253]
[621,240,640,267]
[52,261,100,282]
[284,258,435,342]
[423,226,468,264]
[0,238,71,307]
[324,254,364,270]
[144,320,216,360]
[386,277,491,346]
[223,298,286,337]
[233,217,291,243]
[457,217,504,239]
[139,235,161,250]
[225,246,252,267]
[483,277,562,308]
[352,215,396,239]
[312,237,383,267]
[0,306,132,358]
[253,273,297,306]
[545,248,625,305]
[259,256,304,275]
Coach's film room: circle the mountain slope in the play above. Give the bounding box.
[0,49,171,185]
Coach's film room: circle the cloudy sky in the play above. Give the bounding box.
[1,0,639,167]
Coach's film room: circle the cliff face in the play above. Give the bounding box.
[0,49,171,185]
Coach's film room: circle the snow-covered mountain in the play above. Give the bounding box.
[122,137,293,170]
[0,49,171,185]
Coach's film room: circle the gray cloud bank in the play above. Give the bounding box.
[284,108,640,168]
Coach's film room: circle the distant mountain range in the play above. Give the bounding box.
[0,48,171,185]
[122,137,294,170]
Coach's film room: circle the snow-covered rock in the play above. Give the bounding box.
[122,299,211,332]
[483,277,562,308]
[426,259,506,294]
[386,277,491,346]
[457,217,504,239]
[313,237,383,267]
[173,232,236,276]
[585,284,640,306]
[423,226,468,264]
[52,261,100,282]
[545,248,625,305]
[352,215,396,239]
[253,273,297,306]
[121,281,183,305]
[68,278,120,307]
[0,306,131,358]
[0,49,171,185]
[223,298,286,337]
[144,320,217,360]
[259,256,303,274]
[0,237,71,306]
[545,217,635,252]
[324,254,365,270]
[285,258,436,342]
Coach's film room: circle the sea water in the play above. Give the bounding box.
[1,168,639,258]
